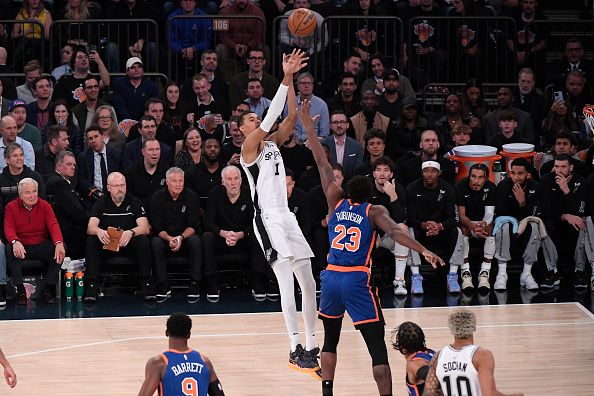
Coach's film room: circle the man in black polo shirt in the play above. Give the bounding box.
[149,167,202,302]
[187,137,222,197]
[124,138,167,211]
[493,158,551,291]
[406,161,463,294]
[202,166,266,300]
[455,164,496,292]
[84,172,153,303]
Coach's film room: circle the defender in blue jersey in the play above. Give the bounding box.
[299,100,445,396]
[391,322,435,396]
[138,313,224,396]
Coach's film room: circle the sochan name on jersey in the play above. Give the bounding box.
[442,361,468,372]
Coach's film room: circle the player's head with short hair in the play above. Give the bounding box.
[391,321,427,355]
[346,175,373,204]
[166,313,192,339]
[448,309,476,339]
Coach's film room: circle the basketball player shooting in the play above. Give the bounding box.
[239,49,321,375]
[299,99,444,396]
[423,309,523,396]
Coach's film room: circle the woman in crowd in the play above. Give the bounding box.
[91,105,126,152]
[163,81,188,144]
[43,99,84,155]
[174,127,203,172]
[541,99,580,149]
[460,78,489,126]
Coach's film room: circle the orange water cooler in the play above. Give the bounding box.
[499,150,535,174]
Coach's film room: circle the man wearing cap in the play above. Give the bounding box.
[377,68,404,121]
[0,115,35,171]
[406,160,464,294]
[361,53,416,101]
[52,46,110,109]
[399,129,456,186]
[112,57,160,122]
[9,99,42,151]
[350,90,391,146]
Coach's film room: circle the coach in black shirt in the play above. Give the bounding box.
[149,167,202,301]
[84,172,152,303]
[202,166,266,299]
[124,138,167,211]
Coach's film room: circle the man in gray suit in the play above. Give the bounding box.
[483,86,535,144]
[323,110,363,181]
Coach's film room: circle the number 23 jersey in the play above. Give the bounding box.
[327,199,376,267]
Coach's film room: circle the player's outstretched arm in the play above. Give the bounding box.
[138,356,165,396]
[299,98,342,210]
[371,205,445,268]
[242,50,305,162]
[269,67,299,146]
[474,348,523,396]
[204,356,225,396]
[422,352,444,396]
[0,348,16,388]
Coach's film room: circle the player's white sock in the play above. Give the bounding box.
[395,258,407,279]
[293,259,317,351]
[449,264,459,274]
[461,262,470,273]
[522,262,532,276]
[481,236,495,272]
[411,264,420,275]
[272,258,300,351]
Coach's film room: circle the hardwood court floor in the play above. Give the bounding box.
[1,302,593,395]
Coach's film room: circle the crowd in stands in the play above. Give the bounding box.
[0,0,594,307]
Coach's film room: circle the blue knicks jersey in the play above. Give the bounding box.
[406,349,436,396]
[160,349,210,396]
[327,199,376,267]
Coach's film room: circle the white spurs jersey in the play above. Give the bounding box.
[241,140,288,211]
[435,344,482,396]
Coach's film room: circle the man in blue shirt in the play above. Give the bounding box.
[111,58,159,121]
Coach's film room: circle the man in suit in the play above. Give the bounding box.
[483,87,535,145]
[77,125,121,204]
[122,115,173,169]
[322,110,363,181]
[514,68,545,149]
[548,37,594,90]
[45,151,88,259]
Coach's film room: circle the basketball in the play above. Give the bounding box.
[288,8,317,37]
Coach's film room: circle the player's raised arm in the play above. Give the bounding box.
[269,56,301,146]
[242,50,307,163]
[371,205,445,268]
[299,98,342,210]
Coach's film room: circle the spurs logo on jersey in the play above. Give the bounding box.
[241,141,288,211]
[435,344,482,396]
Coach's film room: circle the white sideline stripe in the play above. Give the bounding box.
[0,302,581,323]
[574,301,594,321]
[7,320,594,360]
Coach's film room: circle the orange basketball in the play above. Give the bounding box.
[287,8,317,37]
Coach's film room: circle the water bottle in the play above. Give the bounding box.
[75,272,85,300]
[64,272,74,301]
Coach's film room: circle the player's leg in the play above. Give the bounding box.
[272,257,300,350]
[520,222,542,290]
[408,227,424,294]
[459,227,473,292]
[377,233,409,295]
[320,316,343,395]
[447,227,465,293]
[360,324,392,396]
[293,258,317,352]
[478,231,495,290]
[494,222,512,290]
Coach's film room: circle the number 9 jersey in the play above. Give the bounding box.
[327,199,376,268]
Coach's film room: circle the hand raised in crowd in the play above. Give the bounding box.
[383,179,398,202]
[555,173,570,194]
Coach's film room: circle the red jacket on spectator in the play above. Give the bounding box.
[219,2,265,51]
[4,198,63,246]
